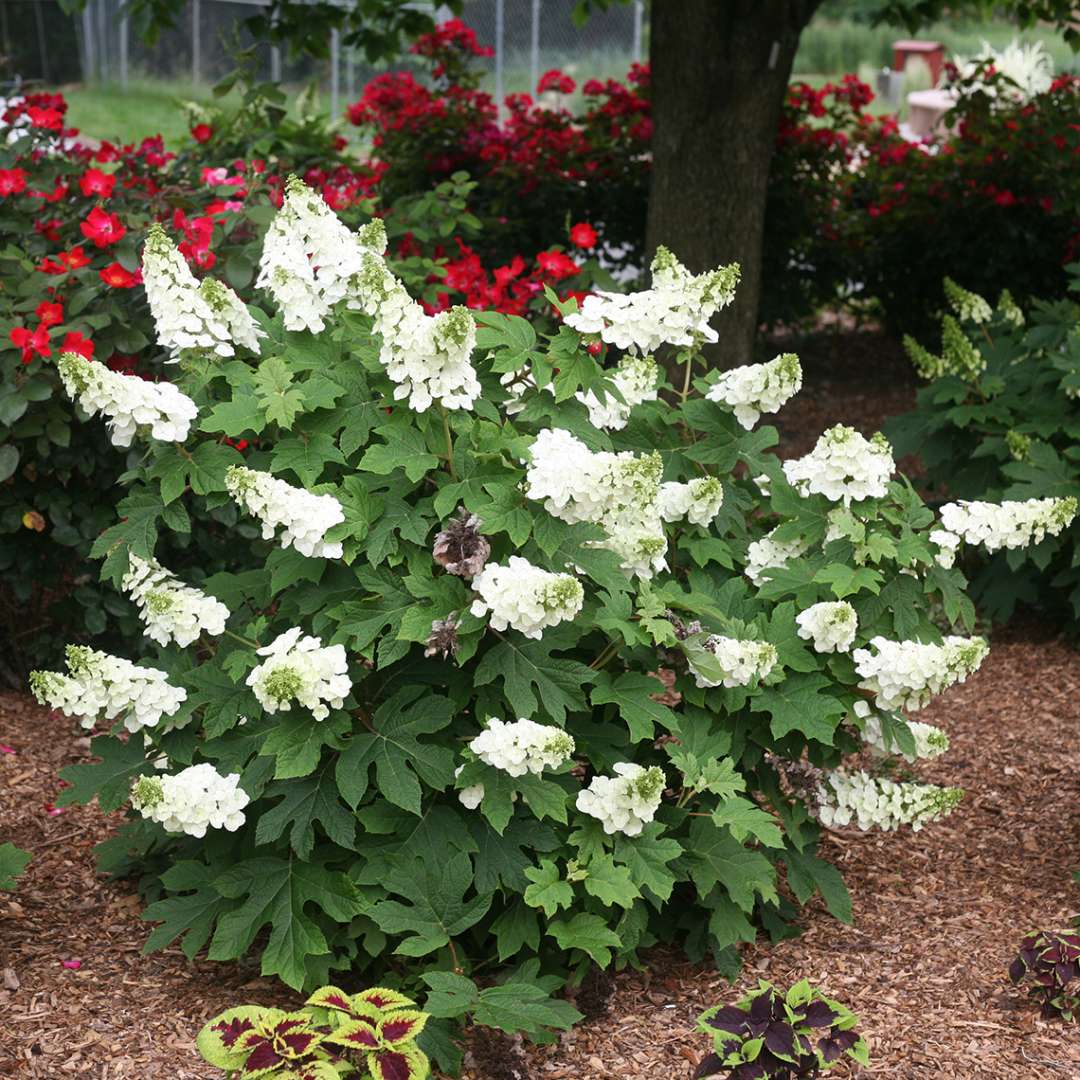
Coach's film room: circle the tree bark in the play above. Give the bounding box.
[646,1,821,368]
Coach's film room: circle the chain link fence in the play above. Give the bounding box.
[0,0,645,115]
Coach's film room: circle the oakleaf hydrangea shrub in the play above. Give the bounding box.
[196,984,431,1079]
[888,274,1080,629]
[35,180,1055,1053]
[1009,929,1080,1022]
[693,980,868,1079]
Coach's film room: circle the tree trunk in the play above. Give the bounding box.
[646,2,820,368]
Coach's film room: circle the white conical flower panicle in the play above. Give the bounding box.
[814,769,963,833]
[943,278,993,325]
[565,247,740,355]
[468,718,575,777]
[256,175,374,332]
[525,428,718,580]
[576,763,665,837]
[122,554,229,647]
[225,465,344,559]
[131,764,249,838]
[245,627,352,721]
[744,529,808,587]
[853,635,989,712]
[142,224,263,358]
[795,601,858,653]
[470,557,584,639]
[687,635,779,689]
[931,497,1077,566]
[706,352,803,429]
[349,248,480,412]
[576,353,659,430]
[855,701,949,763]
[57,352,197,448]
[783,425,894,504]
[30,644,186,732]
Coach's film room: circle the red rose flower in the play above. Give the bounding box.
[36,301,64,327]
[10,323,52,364]
[191,123,213,144]
[0,168,28,196]
[99,262,140,289]
[61,246,91,270]
[80,207,125,248]
[569,222,598,249]
[79,168,116,199]
[60,331,94,360]
[536,249,581,280]
[537,69,576,95]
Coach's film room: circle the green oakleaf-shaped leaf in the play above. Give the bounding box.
[254,766,357,859]
[710,797,785,849]
[523,858,574,917]
[195,1005,268,1070]
[370,852,492,958]
[142,859,235,960]
[334,689,455,814]
[0,843,30,891]
[473,983,582,1037]
[591,670,680,741]
[581,852,640,909]
[685,818,778,913]
[750,673,847,746]
[613,823,682,905]
[57,734,151,812]
[473,639,593,724]
[547,913,622,966]
[209,858,365,990]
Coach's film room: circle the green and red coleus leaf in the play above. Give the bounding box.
[324,1012,383,1051]
[368,1046,430,1080]
[357,987,416,1011]
[376,1008,428,1046]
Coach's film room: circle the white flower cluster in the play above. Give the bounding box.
[855,701,949,763]
[577,354,659,430]
[131,764,249,838]
[142,224,263,358]
[122,554,229,647]
[795,601,858,653]
[744,529,807,587]
[470,557,584,639]
[943,278,992,325]
[688,635,779,689]
[953,38,1054,106]
[706,353,803,430]
[575,763,666,837]
[57,352,197,448]
[930,497,1078,567]
[30,644,186,732]
[469,717,576,776]
[656,477,725,527]
[526,428,722,579]
[245,627,351,721]
[455,765,485,810]
[815,769,963,833]
[256,175,372,333]
[564,247,739,355]
[225,465,344,559]
[853,635,989,712]
[783,425,895,504]
[350,242,480,412]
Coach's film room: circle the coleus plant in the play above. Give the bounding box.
[196,984,430,1079]
[1009,929,1080,1021]
[693,980,868,1079]
[31,176,1054,1065]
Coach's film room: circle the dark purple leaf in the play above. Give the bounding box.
[692,1052,726,1079]
[801,999,838,1028]
[818,1028,859,1063]
[706,1005,750,1035]
[243,1040,283,1073]
[763,1022,797,1058]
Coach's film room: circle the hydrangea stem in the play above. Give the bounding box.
[440,404,457,480]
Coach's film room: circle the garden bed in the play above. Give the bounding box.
[2,628,1077,1078]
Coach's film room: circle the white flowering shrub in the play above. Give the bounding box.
[41,182,1058,1057]
[890,274,1080,628]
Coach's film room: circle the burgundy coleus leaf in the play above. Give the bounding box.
[370,1048,421,1080]
[357,987,415,1011]
[800,999,838,1028]
[377,1009,428,1046]
[818,1028,860,1063]
[306,985,355,1015]
[762,1021,797,1059]
[1008,956,1027,983]
[213,1015,256,1048]
[327,1017,381,1050]
[705,1004,750,1035]
[691,1052,726,1079]
[242,1039,284,1074]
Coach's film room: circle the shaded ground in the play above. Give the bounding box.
[2,332,1077,1078]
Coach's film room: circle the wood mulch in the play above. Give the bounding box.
[2,331,1078,1078]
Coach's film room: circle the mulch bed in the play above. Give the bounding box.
[2,331,1078,1078]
